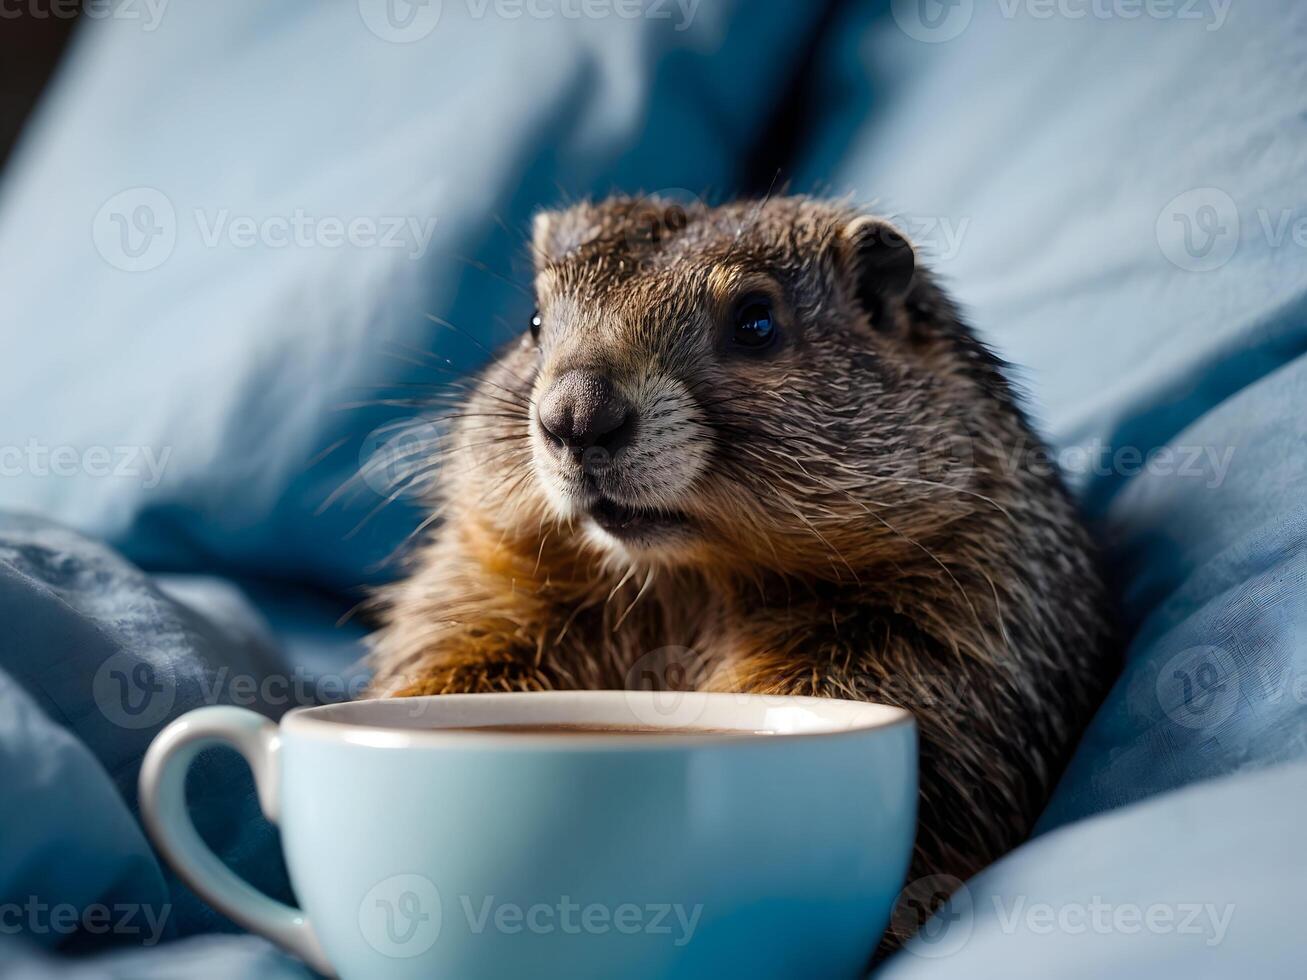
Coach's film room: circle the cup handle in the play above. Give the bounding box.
[138,706,334,976]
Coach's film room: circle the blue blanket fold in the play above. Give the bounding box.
[0,512,325,953]
[879,761,1307,979]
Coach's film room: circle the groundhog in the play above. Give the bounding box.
[367,195,1115,935]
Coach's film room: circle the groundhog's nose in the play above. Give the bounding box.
[537,371,633,457]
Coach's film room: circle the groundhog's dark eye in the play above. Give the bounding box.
[733,301,777,350]
[529,309,543,343]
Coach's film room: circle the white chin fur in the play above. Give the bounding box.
[531,453,585,521]
[582,521,624,554]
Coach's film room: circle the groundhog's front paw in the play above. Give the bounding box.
[370,656,554,698]
[700,653,815,696]
[700,652,863,700]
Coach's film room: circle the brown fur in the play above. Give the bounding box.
[366,195,1115,942]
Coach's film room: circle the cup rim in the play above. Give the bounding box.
[281,691,914,751]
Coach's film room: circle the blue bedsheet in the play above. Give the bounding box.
[0,513,362,965]
[2,0,1306,977]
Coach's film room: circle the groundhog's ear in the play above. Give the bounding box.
[839,216,916,317]
[531,210,564,270]
[531,207,601,270]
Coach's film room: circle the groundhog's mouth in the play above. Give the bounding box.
[587,497,690,540]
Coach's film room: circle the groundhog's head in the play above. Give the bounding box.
[458,195,1008,578]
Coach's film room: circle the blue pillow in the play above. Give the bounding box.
[0,0,829,593]
[878,761,1307,978]
[793,0,1307,828]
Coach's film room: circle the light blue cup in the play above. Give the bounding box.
[139,692,916,978]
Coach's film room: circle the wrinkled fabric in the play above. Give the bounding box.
[0,933,314,979]
[878,761,1307,978]
[0,513,332,945]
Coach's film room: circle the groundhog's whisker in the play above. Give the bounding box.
[612,567,656,632]
[423,313,538,392]
[405,373,534,414]
[407,365,531,408]
[752,478,863,585]
[403,504,447,546]
[859,476,1018,526]
[320,430,529,523]
[496,468,553,552]
[458,445,533,478]
[532,529,554,578]
[370,381,533,415]
[379,348,535,410]
[605,565,637,606]
[330,400,527,418]
[436,434,532,458]
[447,423,530,441]
[343,475,427,540]
[439,249,533,298]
